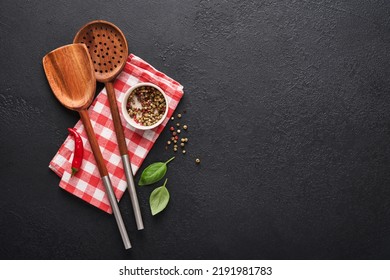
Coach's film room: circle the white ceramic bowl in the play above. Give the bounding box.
[121,82,168,130]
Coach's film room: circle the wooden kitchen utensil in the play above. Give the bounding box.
[74,20,144,230]
[43,43,132,249]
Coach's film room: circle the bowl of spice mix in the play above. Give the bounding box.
[122,83,168,130]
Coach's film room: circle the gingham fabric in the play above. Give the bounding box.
[49,54,184,214]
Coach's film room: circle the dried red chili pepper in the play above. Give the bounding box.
[68,128,84,176]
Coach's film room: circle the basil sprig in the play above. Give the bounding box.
[150,179,170,215]
[138,157,175,186]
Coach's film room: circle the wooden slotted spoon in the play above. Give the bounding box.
[43,43,131,249]
[74,20,144,230]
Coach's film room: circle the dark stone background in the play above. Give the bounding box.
[1,0,390,259]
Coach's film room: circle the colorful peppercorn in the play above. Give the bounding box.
[126,86,166,126]
[165,110,192,155]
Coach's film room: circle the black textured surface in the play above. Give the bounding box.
[1,0,390,260]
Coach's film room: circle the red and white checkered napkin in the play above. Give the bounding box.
[49,54,184,214]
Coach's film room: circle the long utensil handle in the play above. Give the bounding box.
[106,82,144,230]
[122,154,144,230]
[79,109,132,249]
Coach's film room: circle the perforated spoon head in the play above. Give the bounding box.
[43,44,96,111]
[73,20,129,83]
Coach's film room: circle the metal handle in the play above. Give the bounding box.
[122,155,144,230]
[102,175,132,249]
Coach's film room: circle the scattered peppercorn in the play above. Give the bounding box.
[165,110,192,155]
[195,158,200,164]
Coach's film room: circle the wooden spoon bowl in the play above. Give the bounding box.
[43,44,96,110]
[73,20,129,83]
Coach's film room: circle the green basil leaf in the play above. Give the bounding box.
[138,157,175,186]
[139,162,166,185]
[150,179,170,215]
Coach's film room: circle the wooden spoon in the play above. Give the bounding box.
[43,43,131,249]
[74,20,144,230]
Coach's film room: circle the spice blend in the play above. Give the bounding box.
[126,86,166,126]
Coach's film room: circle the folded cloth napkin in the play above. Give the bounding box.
[49,54,184,214]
